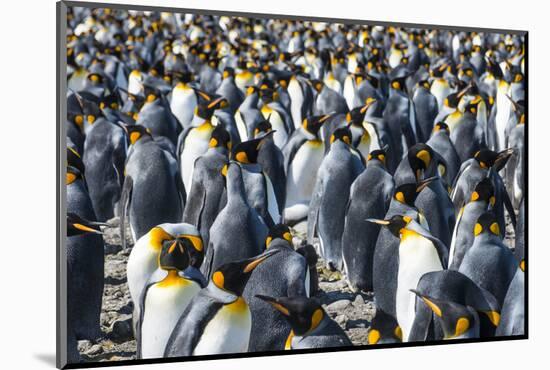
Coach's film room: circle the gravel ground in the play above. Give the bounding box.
[78,213,516,362]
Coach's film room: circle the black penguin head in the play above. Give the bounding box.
[433,122,450,135]
[302,114,331,136]
[259,87,279,104]
[367,149,387,165]
[208,124,232,151]
[158,237,191,271]
[211,249,279,296]
[474,212,501,238]
[265,224,293,247]
[66,165,83,185]
[464,100,479,115]
[444,93,460,109]
[194,91,229,120]
[346,106,367,126]
[417,79,431,90]
[127,125,152,145]
[368,310,403,344]
[253,117,273,137]
[390,76,407,92]
[310,79,324,93]
[408,144,434,182]
[165,230,204,269]
[393,176,435,206]
[366,214,413,238]
[411,290,477,340]
[75,92,102,125]
[231,131,274,164]
[255,295,325,337]
[245,85,260,96]
[99,92,120,111]
[330,127,352,146]
[67,147,85,175]
[222,67,235,79]
[474,148,514,170]
[143,84,162,104]
[67,212,107,236]
[470,178,495,205]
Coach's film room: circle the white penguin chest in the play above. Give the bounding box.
[261,106,287,148]
[181,123,214,189]
[141,279,201,358]
[286,140,325,201]
[192,298,252,355]
[127,241,159,306]
[396,232,443,341]
[170,87,196,127]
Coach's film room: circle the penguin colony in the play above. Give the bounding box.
[65,6,526,364]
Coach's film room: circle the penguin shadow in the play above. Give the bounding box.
[33,353,56,366]
[81,351,136,363]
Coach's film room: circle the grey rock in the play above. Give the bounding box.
[109,315,133,342]
[326,299,351,312]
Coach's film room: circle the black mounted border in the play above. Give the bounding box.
[56,1,529,369]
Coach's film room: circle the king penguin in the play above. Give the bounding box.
[367,309,403,345]
[342,149,394,291]
[495,260,525,336]
[164,250,279,356]
[201,162,269,280]
[127,222,203,335]
[137,236,202,359]
[243,224,310,351]
[282,114,331,226]
[458,212,517,305]
[182,125,231,248]
[367,215,447,341]
[256,295,352,349]
[412,80,438,143]
[426,122,461,186]
[120,125,185,242]
[308,127,365,270]
[137,84,180,146]
[169,71,197,130]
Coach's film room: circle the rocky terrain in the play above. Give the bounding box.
[77,215,515,362]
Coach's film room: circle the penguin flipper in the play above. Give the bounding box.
[164,294,224,357]
[408,297,433,342]
[176,127,192,164]
[182,175,206,229]
[136,281,155,359]
[307,177,324,244]
[175,170,187,214]
[282,134,307,173]
[119,175,133,250]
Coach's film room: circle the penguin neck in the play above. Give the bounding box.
[207,282,239,303]
[226,166,249,205]
[242,94,259,109]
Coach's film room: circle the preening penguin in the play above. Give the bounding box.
[256,295,352,349]
[127,223,203,335]
[283,114,331,226]
[164,250,279,356]
[120,125,185,242]
[137,236,202,359]
[367,215,447,341]
[201,162,269,280]
[243,225,310,352]
[342,149,394,292]
[308,127,365,271]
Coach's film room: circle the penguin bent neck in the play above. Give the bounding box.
[156,269,194,288]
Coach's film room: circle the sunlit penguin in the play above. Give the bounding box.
[256,295,352,349]
[282,114,332,226]
[216,67,245,114]
[235,85,264,142]
[243,225,310,352]
[169,72,197,130]
[258,87,293,149]
[127,223,203,335]
[137,236,202,359]
[164,250,279,356]
[367,215,447,341]
[308,127,365,270]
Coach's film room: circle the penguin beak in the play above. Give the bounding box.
[416,176,437,193]
[242,249,279,273]
[365,218,390,225]
[318,114,332,123]
[255,294,290,316]
[71,222,107,234]
[494,148,515,171]
[360,98,377,114]
[410,289,443,317]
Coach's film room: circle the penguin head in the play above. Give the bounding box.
[470,178,496,206]
[66,165,83,185]
[231,131,274,164]
[259,87,279,104]
[366,214,413,238]
[444,92,460,109]
[195,90,229,119]
[158,237,191,271]
[464,100,479,115]
[390,76,407,92]
[265,224,293,248]
[474,148,514,170]
[417,79,431,90]
[74,92,103,125]
[330,127,352,145]
[245,85,260,96]
[162,229,205,269]
[99,92,120,112]
[367,149,387,165]
[411,290,477,340]
[346,106,367,127]
[368,309,403,344]
[310,79,325,93]
[433,122,450,135]
[255,295,326,336]
[67,146,85,175]
[253,117,273,137]
[222,67,235,79]
[211,249,279,296]
[395,175,435,205]
[209,124,232,152]
[407,144,434,182]
[67,212,107,237]
[126,125,152,145]
[302,114,332,136]
[473,212,501,238]
[142,84,162,104]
